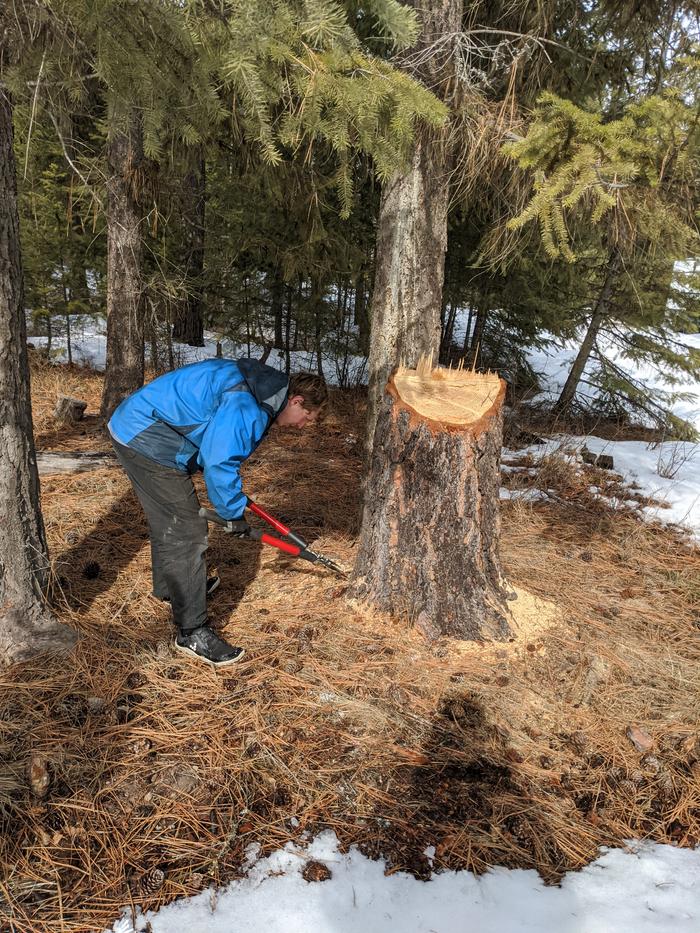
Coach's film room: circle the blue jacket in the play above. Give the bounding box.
[108,358,289,519]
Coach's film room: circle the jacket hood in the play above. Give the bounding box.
[236,358,289,420]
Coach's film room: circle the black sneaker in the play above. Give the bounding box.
[158,576,220,603]
[175,624,245,667]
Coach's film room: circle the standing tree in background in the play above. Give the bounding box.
[85,0,223,417]
[100,115,146,418]
[0,87,76,664]
[505,80,700,421]
[172,148,206,347]
[24,0,443,417]
[8,0,224,418]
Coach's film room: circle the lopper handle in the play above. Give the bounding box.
[254,530,301,556]
[198,507,302,557]
[247,500,308,550]
[247,501,289,536]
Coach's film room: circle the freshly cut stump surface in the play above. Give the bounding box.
[393,366,502,427]
[352,360,511,640]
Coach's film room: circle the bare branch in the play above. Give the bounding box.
[23,49,45,180]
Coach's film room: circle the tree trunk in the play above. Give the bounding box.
[312,278,324,378]
[468,302,487,366]
[555,249,622,415]
[365,0,461,450]
[291,277,302,351]
[244,272,251,357]
[463,304,474,355]
[355,274,370,355]
[0,91,77,664]
[172,150,205,347]
[284,284,293,374]
[65,311,72,364]
[60,258,73,365]
[270,266,285,349]
[351,359,511,641]
[440,300,458,361]
[148,306,160,374]
[166,300,175,370]
[100,116,145,421]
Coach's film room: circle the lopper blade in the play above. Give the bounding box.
[305,549,348,577]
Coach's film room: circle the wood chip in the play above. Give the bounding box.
[626,725,654,753]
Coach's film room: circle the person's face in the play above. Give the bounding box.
[275,395,319,429]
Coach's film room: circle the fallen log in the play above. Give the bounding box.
[351,357,512,641]
[37,450,117,475]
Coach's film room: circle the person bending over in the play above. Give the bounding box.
[108,358,328,667]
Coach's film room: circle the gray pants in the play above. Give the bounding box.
[111,438,208,633]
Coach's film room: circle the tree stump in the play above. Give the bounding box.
[351,358,512,641]
[54,396,87,423]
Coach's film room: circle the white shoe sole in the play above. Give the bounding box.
[173,641,245,668]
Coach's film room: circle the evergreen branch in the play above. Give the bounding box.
[47,110,101,210]
[593,340,699,437]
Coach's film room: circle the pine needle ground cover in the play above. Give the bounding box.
[1,360,699,933]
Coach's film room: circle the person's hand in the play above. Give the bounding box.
[224,518,250,538]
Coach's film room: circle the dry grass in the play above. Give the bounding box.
[1,360,699,932]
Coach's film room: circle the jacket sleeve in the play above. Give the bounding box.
[198,392,269,519]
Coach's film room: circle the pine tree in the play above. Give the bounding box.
[503,66,700,424]
[0,74,77,662]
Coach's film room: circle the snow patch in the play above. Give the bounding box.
[108,831,700,933]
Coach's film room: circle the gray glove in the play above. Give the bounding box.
[223,517,250,538]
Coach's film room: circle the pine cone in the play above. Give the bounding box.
[302,860,332,882]
[139,867,165,895]
[618,779,637,797]
[188,872,206,891]
[58,693,88,726]
[657,774,675,800]
[569,731,589,755]
[126,671,147,690]
[640,754,661,774]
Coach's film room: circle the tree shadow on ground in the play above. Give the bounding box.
[50,489,262,631]
[358,688,569,883]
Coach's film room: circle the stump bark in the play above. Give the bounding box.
[54,396,87,423]
[352,360,511,641]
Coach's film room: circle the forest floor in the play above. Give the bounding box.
[1,357,699,933]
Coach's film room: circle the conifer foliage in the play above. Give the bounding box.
[503,59,700,421]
